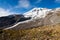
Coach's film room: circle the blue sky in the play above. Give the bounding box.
[0,0,60,16]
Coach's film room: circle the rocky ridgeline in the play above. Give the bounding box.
[0,14,31,29]
[1,8,60,30]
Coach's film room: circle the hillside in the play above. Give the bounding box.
[0,14,31,29]
[0,24,60,40]
[0,8,60,40]
[3,8,60,30]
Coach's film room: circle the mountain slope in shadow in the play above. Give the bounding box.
[0,14,31,29]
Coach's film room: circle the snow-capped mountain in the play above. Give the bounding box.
[1,7,60,30]
[24,7,52,19]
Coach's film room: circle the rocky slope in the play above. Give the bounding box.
[1,7,60,30]
[0,8,60,40]
[0,14,31,29]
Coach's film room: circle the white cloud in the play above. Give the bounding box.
[0,8,20,17]
[0,8,11,17]
[55,0,60,3]
[16,0,30,8]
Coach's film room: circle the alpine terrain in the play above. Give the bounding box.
[1,7,60,30]
[1,7,60,40]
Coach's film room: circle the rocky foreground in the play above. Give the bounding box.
[0,24,60,40]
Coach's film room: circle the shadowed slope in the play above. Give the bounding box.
[0,14,31,29]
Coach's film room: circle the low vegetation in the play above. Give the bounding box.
[0,24,60,40]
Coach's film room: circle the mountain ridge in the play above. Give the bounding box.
[0,7,60,30]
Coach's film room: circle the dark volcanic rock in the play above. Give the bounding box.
[0,14,31,29]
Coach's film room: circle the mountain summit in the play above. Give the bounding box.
[24,8,52,19]
[1,7,60,30]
